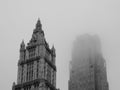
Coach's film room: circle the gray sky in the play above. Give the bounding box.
[0,0,120,90]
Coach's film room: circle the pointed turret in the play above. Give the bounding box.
[28,19,45,46]
[51,45,56,57]
[20,40,25,51]
[19,40,26,62]
[33,18,44,35]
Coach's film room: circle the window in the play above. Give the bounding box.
[29,48,35,58]
[47,64,51,83]
[26,62,34,81]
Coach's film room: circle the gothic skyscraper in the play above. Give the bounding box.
[69,34,109,90]
[12,19,57,90]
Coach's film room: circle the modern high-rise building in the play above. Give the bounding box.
[12,19,57,90]
[69,35,109,90]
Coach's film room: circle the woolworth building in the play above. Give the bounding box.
[12,19,57,90]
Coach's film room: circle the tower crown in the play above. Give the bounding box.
[33,18,44,35]
[36,18,42,29]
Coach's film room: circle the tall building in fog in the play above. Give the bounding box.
[69,34,109,90]
[12,19,57,90]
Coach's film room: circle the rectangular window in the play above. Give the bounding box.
[29,48,36,58]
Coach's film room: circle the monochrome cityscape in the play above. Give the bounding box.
[12,19,109,90]
[1,0,120,90]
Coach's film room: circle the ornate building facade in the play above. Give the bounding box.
[12,19,57,90]
[69,35,109,90]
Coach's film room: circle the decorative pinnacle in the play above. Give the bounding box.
[52,45,56,56]
[20,40,25,50]
[36,18,42,29]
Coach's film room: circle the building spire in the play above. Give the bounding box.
[36,18,42,29]
[52,45,56,57]
[20,40,25,50]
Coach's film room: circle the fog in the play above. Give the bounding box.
[70,34,103,75]
[71,34,105,72]
[69,34,109,90]
[72,34,101,61]
[0,0,120,90]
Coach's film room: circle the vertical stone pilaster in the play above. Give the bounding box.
[39,46,46,57]
[23,64,27,82]
[36,46,39,57]
[54,71,56,87]
[50,68,54,84]
[33,61,37,80]
[38,58,45,79]
[44,62,47,80]
[17,65,22,84]
[38,59,41,79]
[39,46,42,57]
[27,64,30,81]
[22,65,25,83]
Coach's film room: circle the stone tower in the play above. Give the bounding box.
[69,35,109,90]
[12,19,57,90]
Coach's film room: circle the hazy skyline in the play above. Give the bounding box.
[0,0,120,90]
[69,34,109,90]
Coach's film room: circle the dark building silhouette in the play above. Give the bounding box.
[12,19,57,90]
[69,34,109,90]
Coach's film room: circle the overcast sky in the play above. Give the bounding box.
[0,0,120,90]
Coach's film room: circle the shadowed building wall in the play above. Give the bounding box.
[69,34,109,90]
[12,19,57,90]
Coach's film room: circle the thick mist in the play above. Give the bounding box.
[0,0,120,90]
[71,34,102,67]
[69,34,109,90]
